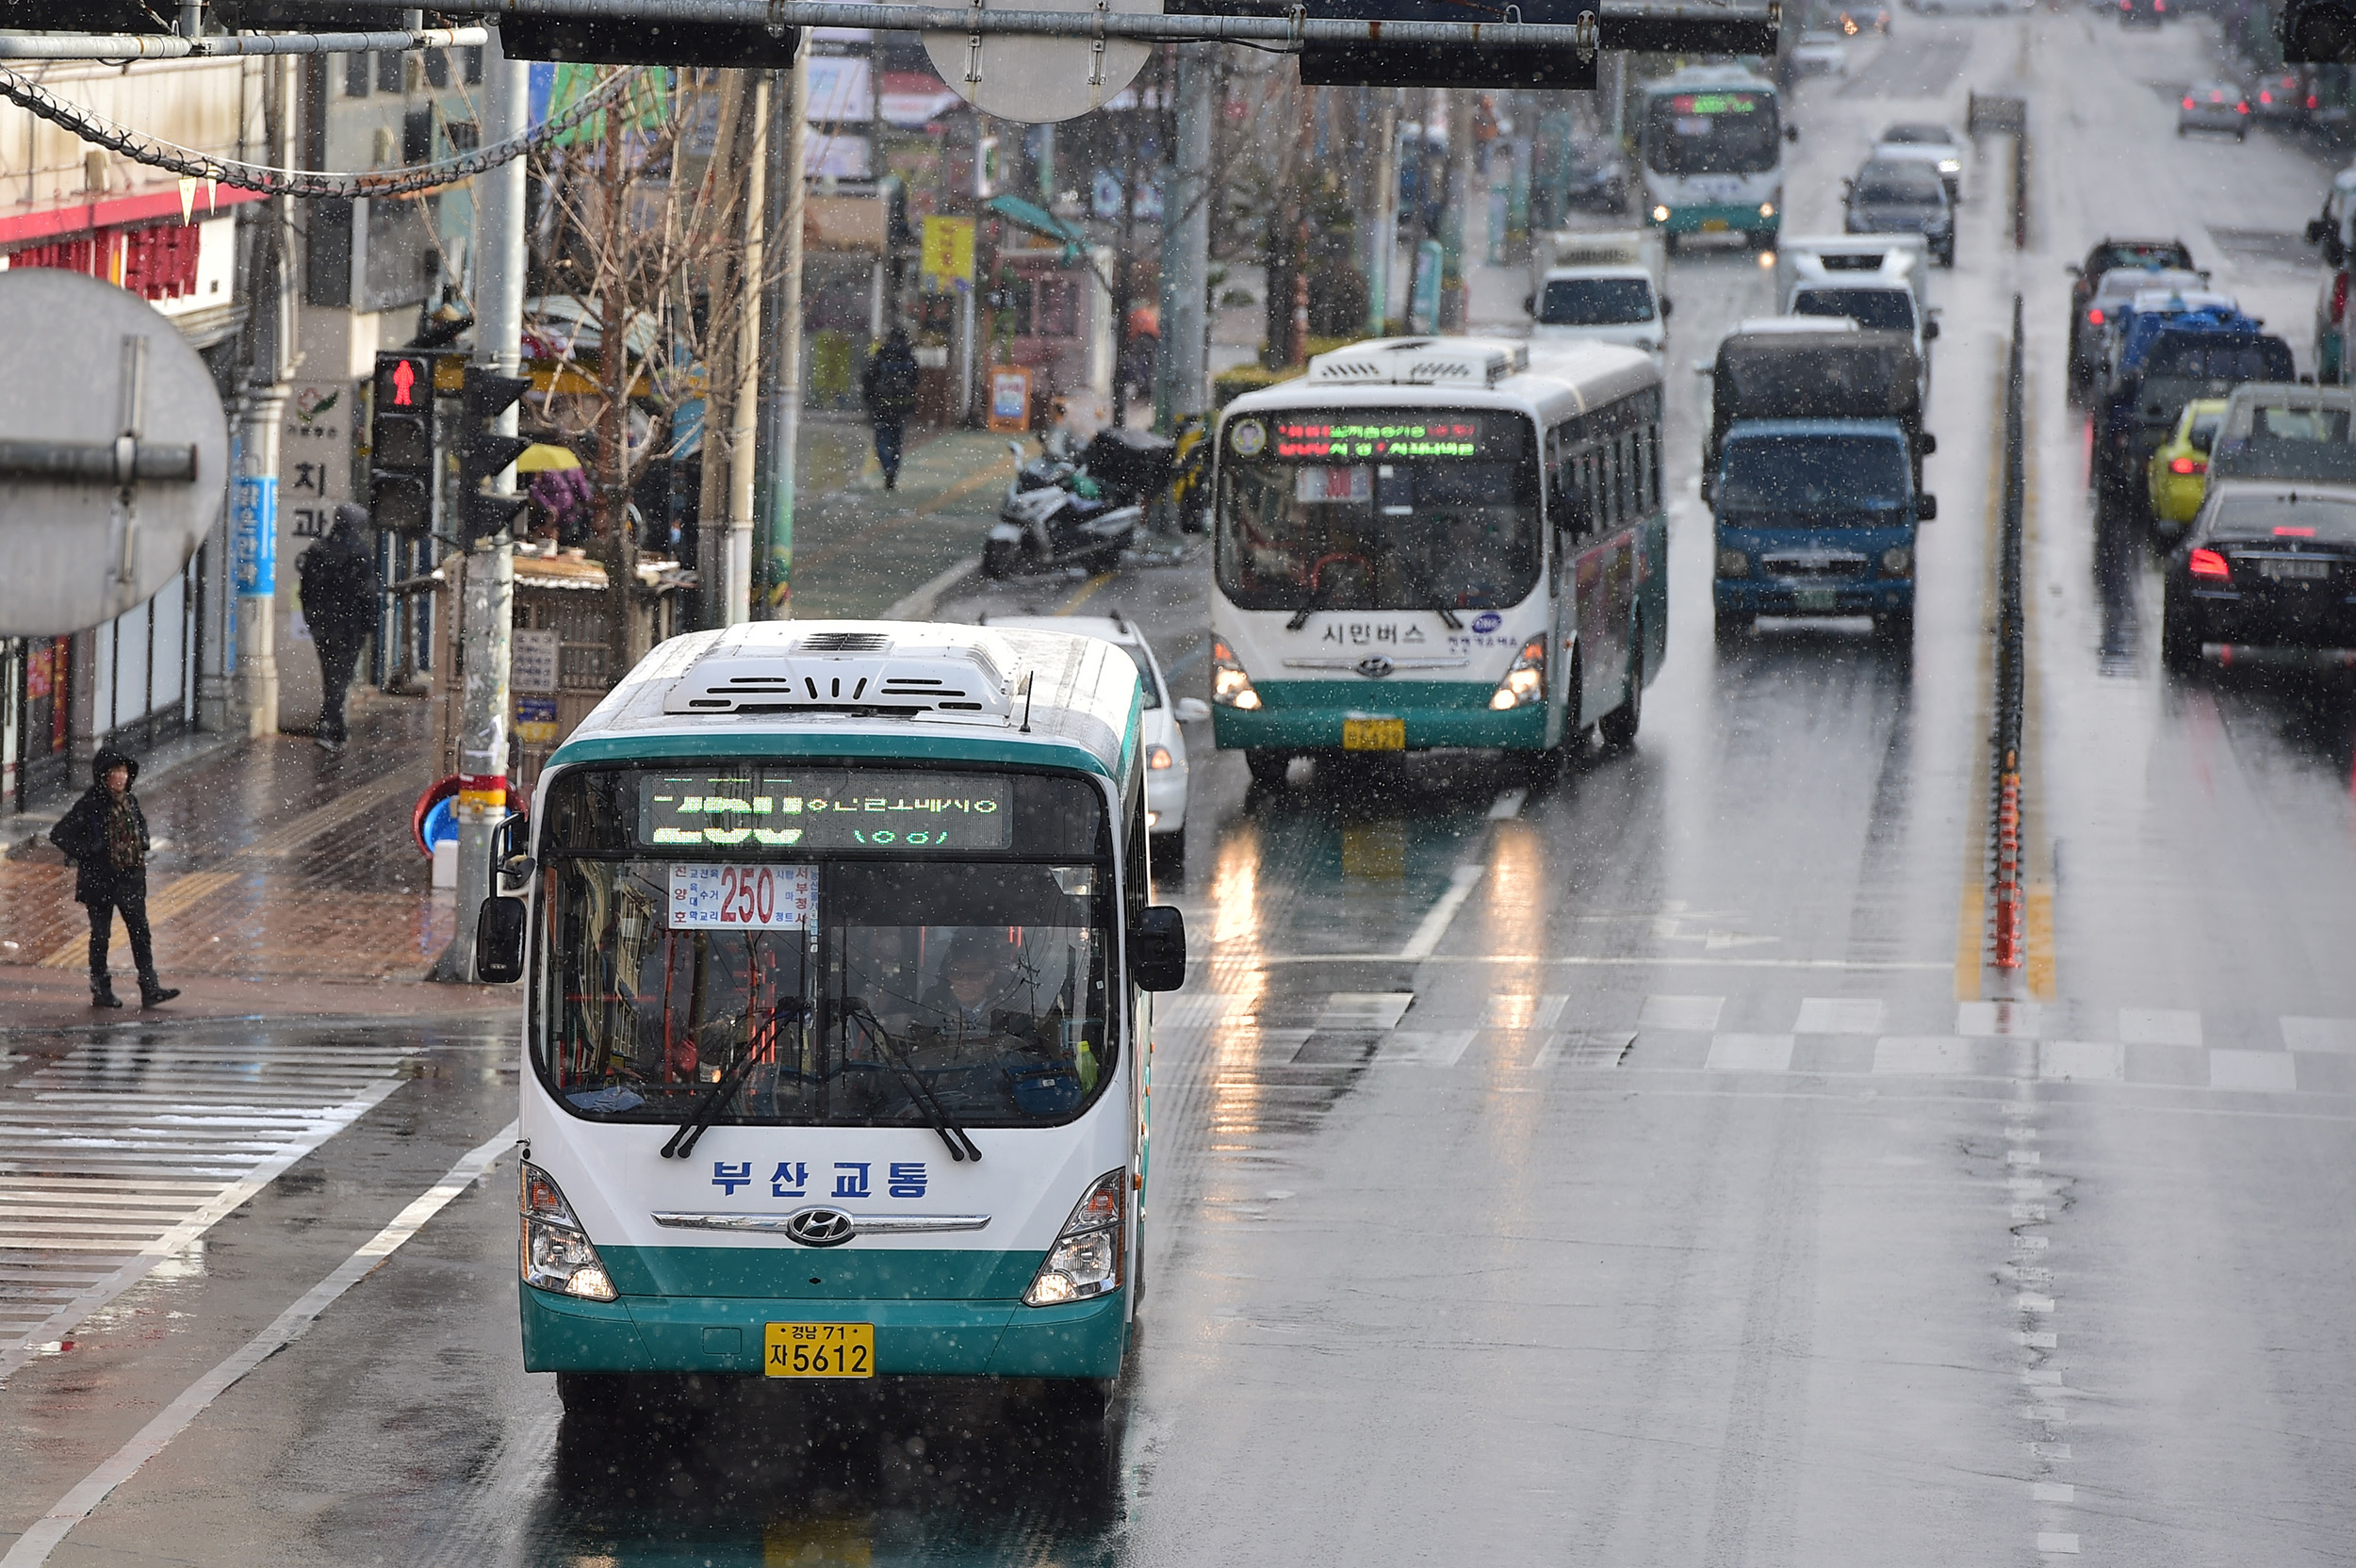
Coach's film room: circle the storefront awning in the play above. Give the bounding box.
[985,194,1087,257]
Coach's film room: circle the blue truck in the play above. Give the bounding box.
[1704,327,1936,641]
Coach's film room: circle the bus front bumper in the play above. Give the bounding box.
[521,1283,1129,1379]
[1212,679,1548,753]
[1648,201,1776,237]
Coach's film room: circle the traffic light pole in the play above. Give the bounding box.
[436,39,531,986]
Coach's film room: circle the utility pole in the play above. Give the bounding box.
[1439,87,1473,330]
[757,54,806,619]
[435,39,528,985]
[235,56,299,740]
[1160,43,1210,429]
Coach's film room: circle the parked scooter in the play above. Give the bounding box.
[983,426,1173,578]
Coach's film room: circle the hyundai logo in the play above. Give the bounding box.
[1355,655,1395,678]
[784,1207,858,1247]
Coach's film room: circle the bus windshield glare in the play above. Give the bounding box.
[1644,92,1781,177]
[530,765,1119,1130]
[1218,409,1541,612]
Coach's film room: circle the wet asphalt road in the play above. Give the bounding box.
[10,15,2356,1566]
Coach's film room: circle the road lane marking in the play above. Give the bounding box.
[1315,992,1414,1030]
[1639,995,1725,1031]
[2033,1483,2075,1503]
[1380,1030,1477,1067]
[1055,571,1118,615]
[2037,1535,2081,1555]
[1396,864,1485,960]
[1958,1001,2044,1037]
[1482,993,1566,1030]
[1528,1029,1636,1070]
[0,1119,519,1568]
[1485,788,1526,820]
[2210,1050,2298,1093]
[1792,997,1885,1034]
[2037,1041,2123,1082]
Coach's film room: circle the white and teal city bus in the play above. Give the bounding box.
[1209,336,1667,782]
[480,620,1186,1417]
[1638,65,1789,252]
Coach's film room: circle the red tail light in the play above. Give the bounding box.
[2238,102,2250,114]
[2189,547,2231,579]
[2274,526,2316,536]
[2263,90,2274,103]
[2184,96,2197,108]
[2333,272,2349,324]
[2087,308,2105,326]
[2311,95,2322,108]
[2168,456,2206,475]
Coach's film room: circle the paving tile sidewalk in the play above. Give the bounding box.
[0,695,497,1030]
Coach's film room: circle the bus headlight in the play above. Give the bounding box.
[1717,548,1751,578]
[1146,744,1174,770]
[1024,1168,1127,1306]
[1651,204,1672,224]
[1881,546,1913,576]
[521,1161,616,1301]
[1210,639,1261,710]
[1489,636,1546,710]
[1759,202,1776,219]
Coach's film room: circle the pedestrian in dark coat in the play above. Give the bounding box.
[49,749,178,1009]
[860,328,922,491]
[297,502,383,751]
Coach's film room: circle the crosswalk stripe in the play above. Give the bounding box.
[0,1029,417,1383]
[1707,1034,1795,1072]
[1639,994,1726,1031]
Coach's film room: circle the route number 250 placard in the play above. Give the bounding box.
[667,863,818,929]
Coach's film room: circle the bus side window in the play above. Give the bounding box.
[1647,421,1662,509]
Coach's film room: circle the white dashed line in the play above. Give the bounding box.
[1792,997,1886,1034]
[2037,1533,2081,1555]
[1705,1034,1795,1072]
[1397,864,1486,960]
[1638,994,1726,1031]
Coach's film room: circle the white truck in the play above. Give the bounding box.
[1525,229,1671,363]
[1775,235,1937,393]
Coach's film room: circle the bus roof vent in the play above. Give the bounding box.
[1306,335,1530,388]
[661,624,1015,720]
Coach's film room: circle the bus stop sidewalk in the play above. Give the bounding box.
[0,696,503,1033]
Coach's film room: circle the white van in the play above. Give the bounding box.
[1525,230,1671,364]
[1776,236,1937,391]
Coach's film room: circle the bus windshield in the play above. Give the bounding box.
[1718,434,1909,513]
[531,765,1120,1130]
[1792,287,1917,335]
[1217,408,1542,612]
[1644,91,1781,176]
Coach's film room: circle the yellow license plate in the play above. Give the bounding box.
[1342,717,1405,751]
[1701,218,1730,232]
[764,1322,875,1378]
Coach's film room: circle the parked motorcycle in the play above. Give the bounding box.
[983,426,1175,578]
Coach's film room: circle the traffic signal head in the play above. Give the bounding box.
[2282,0,2356,60]
[369,351,436,537]
[457,366,534,548]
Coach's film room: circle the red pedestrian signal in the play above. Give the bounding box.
[389,357,417,407]
[370,352,437,536]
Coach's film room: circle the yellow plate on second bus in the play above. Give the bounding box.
[1342,718,1405,751]
[764,1322,875,1378]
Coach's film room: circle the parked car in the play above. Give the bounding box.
[2162,481,2356,671]
[2179,80,2251,139]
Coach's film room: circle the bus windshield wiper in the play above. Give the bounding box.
[844,1000,981,1163]
[1425,599,1464,630]
[1286,573,1333,631]
[662,998,809,1160]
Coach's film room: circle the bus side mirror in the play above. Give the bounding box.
[1922,318,1940,341]
[1523,293,1535,316]
[1660,298,1674,318]
[475,896,527,985]
[1916,494,1939,522]
[1917,432,1938,455]
[1785,123,1801,142]
[1128,906,1186,991]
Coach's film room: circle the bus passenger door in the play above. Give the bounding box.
[1579,448,1633,718]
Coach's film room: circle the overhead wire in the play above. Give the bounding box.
[0,61,650,199]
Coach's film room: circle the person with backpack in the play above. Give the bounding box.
[50,749,178,1009]
[860,328,922,491]
[296,503,384,751]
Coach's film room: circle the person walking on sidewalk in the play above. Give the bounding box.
[297,503,383,751]
[50,750,178,1010]
[861,328,921,491]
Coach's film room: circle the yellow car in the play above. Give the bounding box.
[2147,398,2227,532]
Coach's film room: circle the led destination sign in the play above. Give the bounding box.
[1269,416,1515,462]
[641,770,1012,852]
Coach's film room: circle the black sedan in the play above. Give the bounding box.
[2162,480,2356,670]
[1844,160,1955,267]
